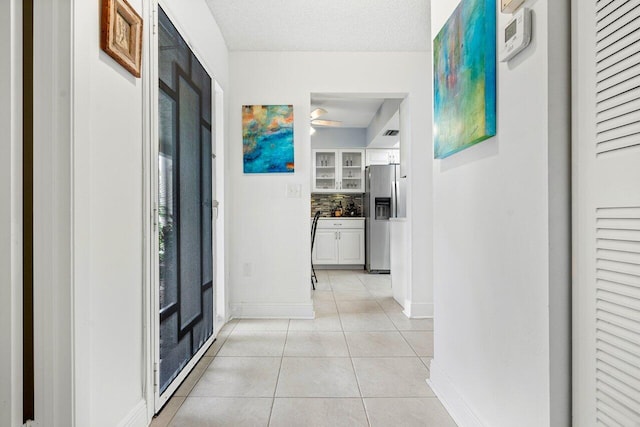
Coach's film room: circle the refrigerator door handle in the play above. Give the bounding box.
[391,179,398,218]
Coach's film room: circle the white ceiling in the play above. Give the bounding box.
[311,95,385,128]
[205,0,430,52]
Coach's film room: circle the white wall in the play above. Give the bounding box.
[365,98,402,145]
[228,51,432,319]
[0,1,22,425]
[27,0,230,426]
[430,1,571,426]
[311,127,366,149]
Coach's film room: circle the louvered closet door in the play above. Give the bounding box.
[574,1,640,425]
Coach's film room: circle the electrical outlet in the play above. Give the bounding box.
[286,183,302,198]
[243,262,252,277]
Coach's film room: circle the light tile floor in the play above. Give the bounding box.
[151,269,456,427]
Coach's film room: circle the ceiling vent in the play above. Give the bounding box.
[383,129,399,136]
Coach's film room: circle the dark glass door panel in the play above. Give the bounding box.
[158,6,214,394]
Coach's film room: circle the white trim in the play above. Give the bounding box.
[116,400,148,427]
[148,0,162,415]
[32,0,75,425]
[230,303,315,319]
[0,0,23,424]
[403,302,433,318]
[71,0,94,424]
[428,360,485,427]
[214,80,228,325]
[141,0,155,423]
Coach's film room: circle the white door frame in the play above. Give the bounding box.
[0,1,24,425]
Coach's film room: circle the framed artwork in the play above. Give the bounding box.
[243,105,295,173]
[433,0,496,159]
[101,0,143,78]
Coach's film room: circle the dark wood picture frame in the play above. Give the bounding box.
[100,0,143,78]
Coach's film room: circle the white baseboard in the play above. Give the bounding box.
[403,301,434,318]
[230,302,315,319]
[428,360,484,427]
[117,400,148,427]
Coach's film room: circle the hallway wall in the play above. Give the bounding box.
[430,1,571,426]
[27,0,229,426]
[227,51,433,319]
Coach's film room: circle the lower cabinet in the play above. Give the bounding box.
[312,219,365,265]
[337,229,365,264]
[313,230,340,264]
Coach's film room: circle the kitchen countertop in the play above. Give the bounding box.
[313,216,365,219]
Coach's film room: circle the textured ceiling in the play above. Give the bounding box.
[205,0,430,52]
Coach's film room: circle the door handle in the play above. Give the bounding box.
[212,200,219,219]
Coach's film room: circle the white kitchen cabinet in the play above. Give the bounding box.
[365,149,400,166]
[312,218,365,265]
[312,149,365,193]
[313,230,340,264]
[337,229,365,264]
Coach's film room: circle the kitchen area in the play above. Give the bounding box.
[310,94,409,307]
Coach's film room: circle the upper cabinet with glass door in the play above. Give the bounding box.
[312,149,365,193]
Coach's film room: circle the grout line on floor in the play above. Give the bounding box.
[339,307,372,427]
[266,319,289,426]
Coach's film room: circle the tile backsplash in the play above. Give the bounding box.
[311,193,364,217]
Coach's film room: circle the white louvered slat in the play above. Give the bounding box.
[597,259,640,277]
[597,216,640,228]
[596,40,640,77]
[596,110,640,137]
[596,95,640,125]
[597,317,640,346]
[596,74,640,103]
[597,86,640,114]
[598,0,619,15]
[597,328,640,358]
[598,249,640,265]
[597,1,639,32]
[595,2,640,154]
[597,387,640,422]
[597,240,640,255]
[598,359,640,395]
[597,207,640,218]
[598,351,640,386]
[596,206,640,425]
[597,375,640,418]
[598,280,640,300]
[596,27,640,62]
[597,288,640,312]
[597,228,640,242]
[596,5,640,43]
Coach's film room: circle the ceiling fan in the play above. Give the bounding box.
[310,108,342,134]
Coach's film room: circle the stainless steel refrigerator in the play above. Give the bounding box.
[364,164,405,273]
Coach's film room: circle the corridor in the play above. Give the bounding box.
[151,270,455,426]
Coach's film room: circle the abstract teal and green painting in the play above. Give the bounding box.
[433,0,496,159]
[243,105,294,173]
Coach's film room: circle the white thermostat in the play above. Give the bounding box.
[500,8,532,62]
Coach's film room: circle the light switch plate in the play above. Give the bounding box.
[286,183,302,198]
[501,0,525,13]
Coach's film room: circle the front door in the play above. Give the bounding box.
[155,4,215,405]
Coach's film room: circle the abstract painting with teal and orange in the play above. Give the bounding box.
[243,105,294,173]
[433,0,496,159]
